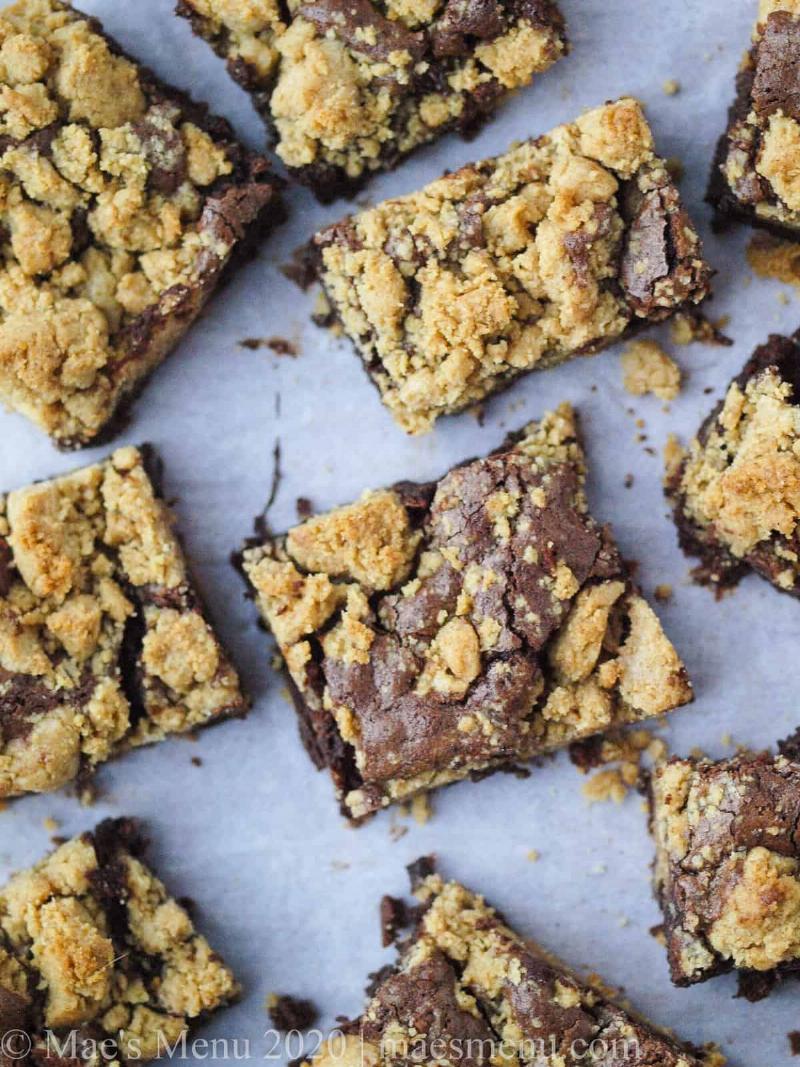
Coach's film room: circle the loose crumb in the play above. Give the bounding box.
[650,924,666,945]
[703,1046,727,1067]
[266,994,319,1031]
[654,584,673,603]
[621,340,682,401]
[331,859,350,871]
[789,1032,800,1056]
[747,233,800,288]
[662,79,680,96]
[778,291,791,306]
[572,728,668,805]
[238,337,298,356]
[663,433,684,481]
[411,793,432,826]
[191,756,203,767]
[526,849,540,863]
[43,817,60,833]
[669,311,732,347]
[624,473,634,489]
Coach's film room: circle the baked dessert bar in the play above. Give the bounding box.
[709,0,800,239]
[240,403,692,822]
[176,0,568,203]
[310,98,712,433]
[305,867,722,1067]
[0,818,239,1062]
[0,445,248,800]
[0,0,282,448]
[650,750,800,994]
[665,330,800,596]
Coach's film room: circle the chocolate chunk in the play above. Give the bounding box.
[380,895,410,947]
[406,855,436,889]
[621,188,670,308]
[432,0,506,57]
[134,105,188,195]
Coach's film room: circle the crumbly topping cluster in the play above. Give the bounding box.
[0,821,238,1062]
[314,98,710,432]
[651,754,800,983]
[0,446,246,800]
[242,404,691,820]
[667,341,800,595]
[179,0,566,195]
[622,339,682,401]
[310,876,712,1067]
[0,0,276,445]
[719,2,800,230]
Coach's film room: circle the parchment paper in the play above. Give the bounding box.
[0,2,797,1064]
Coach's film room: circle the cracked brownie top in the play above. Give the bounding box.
[666,331,800,596]
[651,752,800,988]
[241,403,692,821]
[0,0,280,447]
[312,98,712,433]
[308,873,716,1067]
[711,0,800,237]
[0,818,239,1063]
[0,445,247,800]
[177,0,567,202]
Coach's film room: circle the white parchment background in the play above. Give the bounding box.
[0,2,798,1064]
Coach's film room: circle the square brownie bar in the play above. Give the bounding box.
[307,869,721,1067]
[0,818,239,1063]
[650,751,800,993]
[176,0,568,203]
[709,1,800,239]
[0,445,248,800]
[665,331,800,596]
[310,98,712,434]
[0,0,282,448]
[240,403,692,822]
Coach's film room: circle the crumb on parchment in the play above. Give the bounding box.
[662,79,680,95]
[747,233,800,288]
[622,340,682,401]
[669,312,732,346]
[572,728,668,805]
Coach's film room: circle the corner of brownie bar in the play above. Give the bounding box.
[310,97,712,432]
[708,1,800,239]
[0,818,239,1063]
[665,329,800,597]
[305,870,721,1067]
[240,401,692,822]
[0,444,248,800]
[176,0,568,202]
[0,0,283,447]
[650,749,800,994]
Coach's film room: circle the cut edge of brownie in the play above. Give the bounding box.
[665,330,800,596]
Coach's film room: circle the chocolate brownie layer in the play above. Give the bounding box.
[176,0,567,203]
[0,819,239,1063]
[240,403,692,821]
[0,445,248,800]
[0,0,282,448]
[709,2,800,239]
[310,98,712,433]
[650,752,800,991]
[665,331,800,596]
[305,874,721,1067]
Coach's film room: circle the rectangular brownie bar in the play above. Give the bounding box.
[665,330,800,596]
[708,1,800,239]
[176,0,568,203]
[650,749,800,995]
[310,98,713,434]
[239,403,692,822]
[0,445,248,800]
[0,0,283,448]
[0,818,239,1063]
[307,869,721,1067]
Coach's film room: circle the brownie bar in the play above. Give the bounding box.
[306,871,721,1067]
[708,1,800,239]
[176,0,568,203]
[0,0,282,448]
[0,445,248,800]
[240,403,692,822]
[310,98,712,433]
[665,331,800,596]
[0,818,239,1063]
[650,751,800,992]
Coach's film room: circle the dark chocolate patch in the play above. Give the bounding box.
[753,11,800,120]
[268,995,319,1032]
